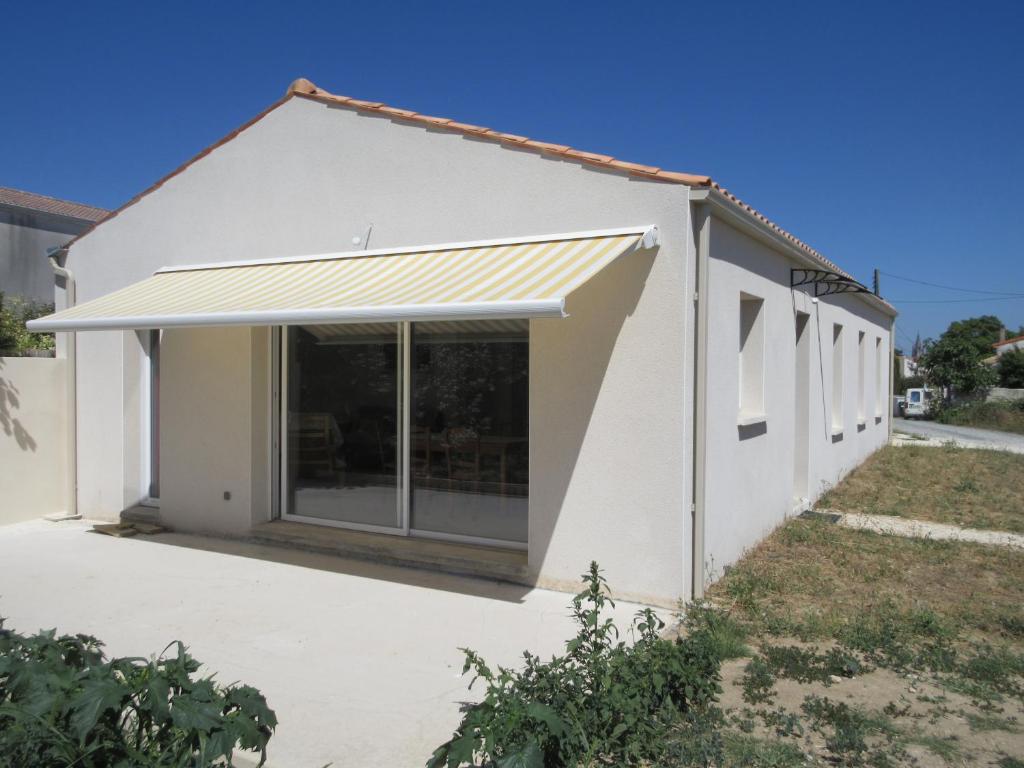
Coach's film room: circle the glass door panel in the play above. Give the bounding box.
[284,323,401,529]
[410,320,529,544]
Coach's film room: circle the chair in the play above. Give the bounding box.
[289,412,336,476]
[442,427,481,491]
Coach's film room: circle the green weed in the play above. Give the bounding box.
[760,644,862,684]
[739,656,775,706]
[683,602,751,660]
[428,562,722,768]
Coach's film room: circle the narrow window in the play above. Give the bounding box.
[832,324,844,433]
[857,331,866,423]
[738,293,765,421]
[875,337,884,417]
[144,329,161,501]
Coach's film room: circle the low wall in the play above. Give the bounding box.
[987,387,1024,403]
[0,356,69,524]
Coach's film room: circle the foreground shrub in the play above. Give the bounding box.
[428,563,721,767]
[0,619,276,767]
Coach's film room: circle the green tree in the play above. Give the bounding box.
[919,334,996,394]
[941,315,1006,358]
[0,292,55,354]
[997,349,1024,388]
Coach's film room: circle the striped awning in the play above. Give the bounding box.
[29,226,659,332]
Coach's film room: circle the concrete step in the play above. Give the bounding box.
[249,520,530,585]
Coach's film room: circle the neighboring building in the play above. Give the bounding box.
[30,78,895,606]
[993,334,1024,358]
[896,353,919,379]
[0,187,107,303]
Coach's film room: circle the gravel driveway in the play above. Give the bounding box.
[893,417,1024,454]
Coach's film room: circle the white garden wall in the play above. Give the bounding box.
[0,356,69,523]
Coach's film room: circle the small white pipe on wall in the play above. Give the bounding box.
[45,246,79,521]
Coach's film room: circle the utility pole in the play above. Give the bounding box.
[873,268,880,296]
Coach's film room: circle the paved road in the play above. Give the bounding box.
[893,417,1024,454]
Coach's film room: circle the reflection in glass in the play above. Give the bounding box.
[410,320,529,544]
[285,323,400,528]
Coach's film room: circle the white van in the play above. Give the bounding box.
[904,387,934,418]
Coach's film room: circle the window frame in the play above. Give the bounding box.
[738,292,766,425]
[275,321,530,550]
[857,331,866,425]
[139,329,161,506]
[831,324,844,435]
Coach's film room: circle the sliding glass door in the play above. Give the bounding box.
[410,321,529,544]
[279,320,528,548]
[283,324,401,530]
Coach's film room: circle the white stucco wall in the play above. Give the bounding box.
[702,217,892,579]
[63,95,693,604]
[0,357,69,523]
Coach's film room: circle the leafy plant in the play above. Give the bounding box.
[935,398,1024,436]
[0,619,276,767]
[428,562,721,767]
[800,695,889,763]
[0,292,55,355]
[759,644,862,684]
[739,656,775,705]
[919,332,996,394]
[997,349,1024,388]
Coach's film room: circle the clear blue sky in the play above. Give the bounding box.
[3,0,1022,345]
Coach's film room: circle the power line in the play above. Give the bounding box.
[895,327,917,349]
[880,270,1024,297]
[891,296,1024,304]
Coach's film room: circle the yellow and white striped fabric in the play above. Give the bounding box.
[30,229,652,332]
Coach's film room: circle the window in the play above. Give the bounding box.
[410,321,528,543]
[875,337,884,417]
[280,320,529,547]
[738,293,765,422]
[831,324,844,433]
[857,331,866,423]
[143,329,160,502]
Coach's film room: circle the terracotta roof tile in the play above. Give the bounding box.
[994,334,1024,348]
[562,149,615,164]
[607,159,662,174]
[0,187,108,222]
[445,121,491,134]
[492,132,530,144]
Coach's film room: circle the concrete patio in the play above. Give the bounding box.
[0,519,651,767]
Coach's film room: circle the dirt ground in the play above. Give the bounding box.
[716,649,1024,767]
[680,455,1024,767]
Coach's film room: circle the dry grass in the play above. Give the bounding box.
[817,444,1024,533]
[693,475,1024,768]
[709,516,1024,648]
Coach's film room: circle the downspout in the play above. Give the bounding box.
[889,319,895,438]
[44,246,79,521]
[690,196,712,599]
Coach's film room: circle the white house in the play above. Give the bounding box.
[0,187,107,304]
[993,334,1024,358]
[30,78,895,606]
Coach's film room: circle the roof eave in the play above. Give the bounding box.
[690,187,898,318]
